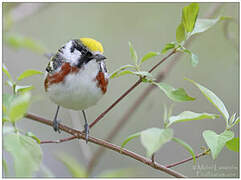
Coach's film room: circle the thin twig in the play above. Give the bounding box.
[165,150,210,168]
[40,136,77,144]
[25,113,185,178]
[87,3,223,174]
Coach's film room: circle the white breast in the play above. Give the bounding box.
[46,61,107,110]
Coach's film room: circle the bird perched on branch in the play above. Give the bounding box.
[44,38,108,143]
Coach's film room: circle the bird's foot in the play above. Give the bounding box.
[53,119,61,133]
[84,123,89,144]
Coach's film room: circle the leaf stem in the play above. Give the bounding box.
[165,149,210,168]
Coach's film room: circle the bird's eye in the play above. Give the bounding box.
[86,51,93,58]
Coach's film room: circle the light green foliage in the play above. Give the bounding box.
[111,42,160,79]
[176,3,199,43]
[232,117,240,127]
[98,168,133,177]
[203,130,234,159]
[3,64,13,82]
[191,16,230,36]
[55,153,87,177]
[140,51,159,63]
[3,133,42,177]
[227,114,240,129]
[3,94,15,112]
[3,93,31,123]
[182,3,199,33]
[128,41,138,65]
[3,159,8,176]
[133,71,153,79]
[225,137,239,152]
[186,78,230,124]
[121,132,141,148]
[140,128,173,157]
[153,82,195,102]
[172,137,196,163]
[3,64,42,95]
[17,69,43,81]
[167,111,219,127]
[190,53,199,67]
[111,70,134,79]
[3,126,15,135]
[8,92,31,123]
[25,132,41,144]
[15,85,34,94]
[181,47,199,67]
[176,23,186,43]
[110,64,136,79]
[5,34,46,54]
[162,42,176,54]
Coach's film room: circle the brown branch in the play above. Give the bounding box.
[165,150,210,168]
[40,136,77,144]
[25,113,185,178]
[88,49,176,129]
[87,3,223,174]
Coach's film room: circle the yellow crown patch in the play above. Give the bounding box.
[80,38,104,53]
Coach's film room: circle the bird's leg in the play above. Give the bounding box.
[53,105,61,133]
[82,110,89,144]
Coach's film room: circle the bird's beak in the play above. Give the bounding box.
[94,54,106,61]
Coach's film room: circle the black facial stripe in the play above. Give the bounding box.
[71,39,85,53]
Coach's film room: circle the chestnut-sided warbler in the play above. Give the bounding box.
[44,38,108,143]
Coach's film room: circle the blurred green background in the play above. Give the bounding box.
[3,2,239,177]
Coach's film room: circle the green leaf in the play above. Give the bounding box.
[167,111,219,127]
[3,126,15,135]
[233,117,240,127]
[3,94,15,122]
[5,34,46,54]
[25,132,41,144]
[55,153,87,177]
[3,64,13,81]
[5,80,14,87]
[121,132,141,148]
[109,64,136,79]
[191,17,228,36]
[3,93,15,110]
[3,159,8,176]
[176,23,186,43]
[110,70,134,79]
[172,137,196,163]
[140,51,159,63]
[185,78,230,124]
[133,71,153,78]
[9,92,31,123]
[229,113,236,124]
[3,133,42,177]
[162,43,176,54]
[140,128,173,157]
[191,53,199,67]
[153,82,195,102]
[225,137,239,152]
[182,3,199,33]
[17,69,43,81]
[203,130,234,159]
[15,85,34,94]
[99,168,133,177]
[128,41,138,65]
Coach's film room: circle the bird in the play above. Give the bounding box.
[44,38,108,143]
